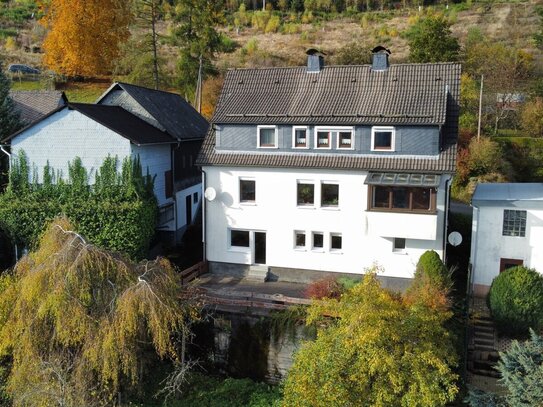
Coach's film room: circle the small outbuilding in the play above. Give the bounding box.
[470,183,543,297]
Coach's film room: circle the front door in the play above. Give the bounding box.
[499,258,523,273]
[254,232,266,265]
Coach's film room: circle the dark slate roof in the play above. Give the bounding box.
[197,62,461,173]
[4,104,177,146]
[69,103,176,145]
[97,82,209,141]
[9,90,67,125]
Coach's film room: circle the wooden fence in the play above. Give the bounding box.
[179,261,208,285]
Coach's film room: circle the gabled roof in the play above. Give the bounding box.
[212,63,461,126]
[4,104,177,146]
[472,183,543,204]
[197,62,461,173]
[9,90,67,125]
[96,82,209,141]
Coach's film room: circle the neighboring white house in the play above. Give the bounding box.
[197,48,461,288]
[4,83,209,242]
[470,183,543,297]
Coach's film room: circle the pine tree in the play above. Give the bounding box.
[0,65,22,140]
[497,329,543,407]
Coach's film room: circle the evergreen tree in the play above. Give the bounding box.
[407,15,460,63]
[497,329,543,407]
[0,65,22,140]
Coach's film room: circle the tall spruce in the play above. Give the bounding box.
[0,65,22,140]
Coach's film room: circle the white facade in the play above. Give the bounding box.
[470,203,543,297]
[11,109,173,206]
[204,166,450,280]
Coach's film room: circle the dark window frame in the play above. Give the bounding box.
[368,185,436,214]
[230,230,250,248]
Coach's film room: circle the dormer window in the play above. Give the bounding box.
[257,125,278,148]
[315,126,354,150]
[371,126,395,151]
[316,131,330,149]
[293,126,308,148]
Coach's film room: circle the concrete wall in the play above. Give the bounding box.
[12,109,131,182]
[215,124,440,156]
[204,166,450,280]
[470,203,543,297]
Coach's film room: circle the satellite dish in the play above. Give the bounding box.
[448,231,462,247]
[204,187,216,201]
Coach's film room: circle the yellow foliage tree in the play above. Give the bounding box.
[39,0,132,77]
[0,217,201,406]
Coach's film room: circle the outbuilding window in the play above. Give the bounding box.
[502,210,526,237]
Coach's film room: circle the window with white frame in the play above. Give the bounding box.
[257,125,277,148]
[297,182,315,206]
[312,232,324,250]
[315,127,354,150]
[393,237,406,252]
[230,230,250,247]
[294,231,306,249]
[371,126,395,151]
[502,210,526,237]
[316,130,331,149]
[239,179,256,203]
[293,126,308,148]
[330,233,342,251]
[321,183,339,207]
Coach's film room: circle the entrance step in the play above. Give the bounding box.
[246,265,269,282]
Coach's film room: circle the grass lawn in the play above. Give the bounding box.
[10,79,110,103]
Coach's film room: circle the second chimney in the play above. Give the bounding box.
[371,46,391,71]
[306,48,325,73]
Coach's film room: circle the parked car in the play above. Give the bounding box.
[8,64,40,75]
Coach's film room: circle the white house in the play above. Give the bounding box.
[4,83,209,242]
[470,183,543,297]
[197,48,461,288]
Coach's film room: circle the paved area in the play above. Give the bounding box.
[195,274,308,299]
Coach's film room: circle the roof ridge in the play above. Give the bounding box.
[226,62,461,72]
[116,81,184,98]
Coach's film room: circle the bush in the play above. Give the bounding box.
[304,277,342,299]
[413,250,451,290]
[489,266,543,336]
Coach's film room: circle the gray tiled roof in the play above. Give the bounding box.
[197,62,461,173]
[98,82,209,141]
[9,90,67,125]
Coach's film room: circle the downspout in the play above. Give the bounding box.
[443,176,451,262]
[0,145,11,158]
[201,169,207,263]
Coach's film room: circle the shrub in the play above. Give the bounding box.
[413,250,451,290]
[489,266,543,336]
[304,277,342,299]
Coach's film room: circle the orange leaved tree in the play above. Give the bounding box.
[39,0,132,77]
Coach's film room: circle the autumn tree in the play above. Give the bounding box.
[171,0,224,102]
[282,268,458,407]
[407,15,460,63]
[0,218,201,406]
[521,97,543,138]
[39,0,132,77]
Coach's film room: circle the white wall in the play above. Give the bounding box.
[12,109,131,182]
[204,166,449,279]
[471,204,543,293]
[131,144,171,206]
[176,183,202,228]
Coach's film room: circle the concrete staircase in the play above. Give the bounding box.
[467,314,501,378]
[246,265,269,282]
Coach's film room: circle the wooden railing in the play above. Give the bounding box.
[179,261,208,285]
[201,288,312,311]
